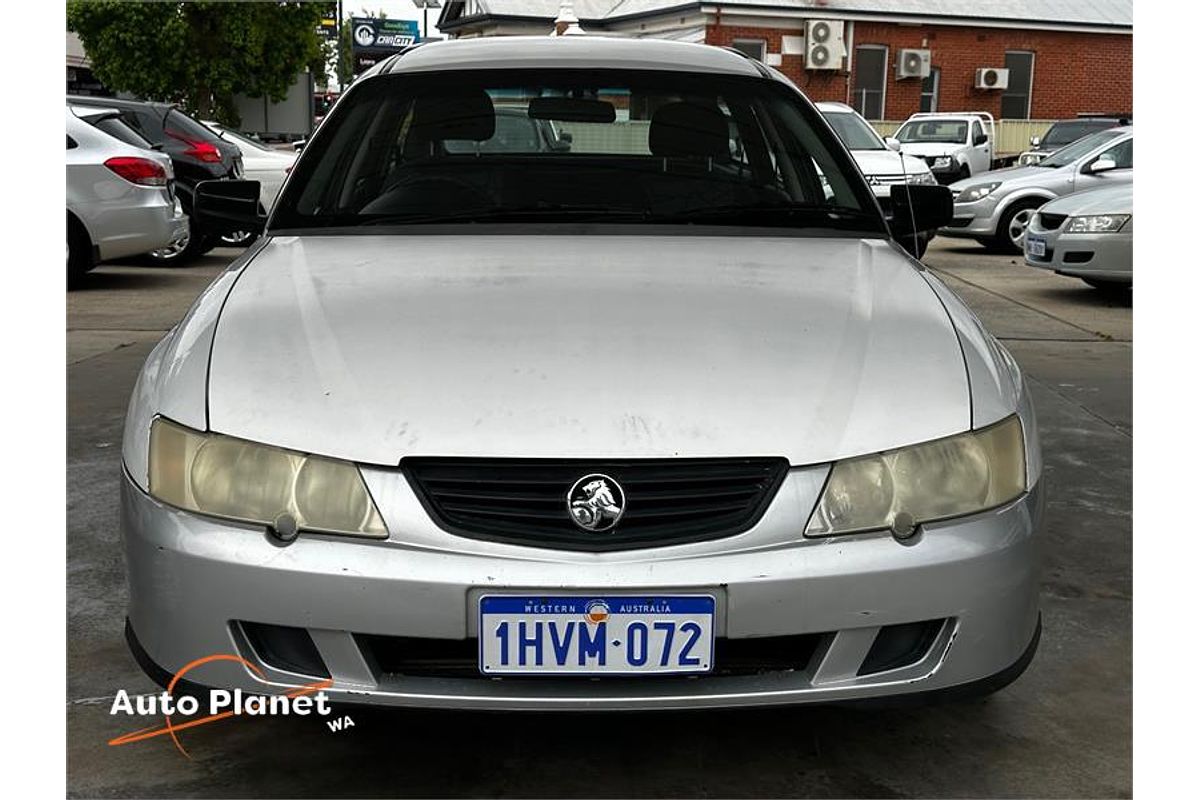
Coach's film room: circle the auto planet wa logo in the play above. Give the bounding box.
[107,653,351,759]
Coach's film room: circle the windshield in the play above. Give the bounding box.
[272,69,882,233]
[821,111,884,151]
[1038,128,1126,168]
[896,119,967,144]
[1041,119,1117,148]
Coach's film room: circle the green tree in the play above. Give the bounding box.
[67,1,333,126]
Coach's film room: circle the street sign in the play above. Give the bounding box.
[316,16,338,40]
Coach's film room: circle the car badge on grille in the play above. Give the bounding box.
[567,474,626,532]
[867,175,881,186]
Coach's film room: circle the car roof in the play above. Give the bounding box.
[69,104,121,120]
[815,102,856,113]
[375,36,764,78]
[66,95,171,113]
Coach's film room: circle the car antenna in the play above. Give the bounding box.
[898,141,921,260]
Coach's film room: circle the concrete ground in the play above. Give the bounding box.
[66,238,1131,798]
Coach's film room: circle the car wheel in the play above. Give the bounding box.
[992,201,1042,255]
[219,230,259,247]
[67,214,93,287]
[141,222,205,266]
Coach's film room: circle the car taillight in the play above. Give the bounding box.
[103,156,168,186]
[184,139,223,163]
[166,129,224,163]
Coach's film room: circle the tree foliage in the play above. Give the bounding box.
[67,1,334,125]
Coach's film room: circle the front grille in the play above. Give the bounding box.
[359,633,823,679]
[1038,212,1068,231]
[404,457,789,551]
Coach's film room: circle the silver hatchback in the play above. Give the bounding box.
[120,36,1042,710]
[943,127,1133,253]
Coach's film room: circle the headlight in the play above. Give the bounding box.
[932,156,952,169]
[905,171,937,185]
[958,181,1002,202]
[805,416,1026,537]
[1064,214,1130,233]
[148,418,387,538]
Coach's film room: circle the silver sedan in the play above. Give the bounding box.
[1025,184,1132,289]
[943,126,1132,253]
[120,36,1043,710]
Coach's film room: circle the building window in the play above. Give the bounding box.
[730,39,766,61]
[852,45,888,120]
[919,67,940,113]
[1001,51,1035,119]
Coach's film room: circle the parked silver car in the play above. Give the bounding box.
[66,107,188,283]
[943,126,1133,253]
[1025,184,1132,289]
[121,36,1042,710]
[818,101,937,256]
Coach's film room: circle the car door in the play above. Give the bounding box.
[969,120,991,174]
[1075,136,1133,192]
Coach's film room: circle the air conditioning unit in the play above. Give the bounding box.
[896,48,931,79]
[975,67,1010,90]
[805,20,845,70]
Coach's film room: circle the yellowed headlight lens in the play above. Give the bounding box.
[805,415,1027,536]
[148,418,387,538]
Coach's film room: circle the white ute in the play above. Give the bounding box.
[894,112,996,184]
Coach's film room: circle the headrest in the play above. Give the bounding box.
[410,90,496,142]
[649,101,730,158]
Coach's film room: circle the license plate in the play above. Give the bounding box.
[479,595,715,675]
[1027,236,1046,257]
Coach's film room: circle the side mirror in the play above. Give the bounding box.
[559,131,573,144]
[974,133,989,146]
[890,184,953,236]
[292,139,306,151]
[884,136,901,152]
[193,179,265,235]
[1030,135,1041,148]
[1086,157,1117,175]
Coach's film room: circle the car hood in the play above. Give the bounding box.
[897,142,963,158]
[851,149,932,176]
[949,164,1061,191]
[1040,183,1132,215]
[207,235,971,466]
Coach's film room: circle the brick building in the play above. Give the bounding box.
[436,1,1132,122]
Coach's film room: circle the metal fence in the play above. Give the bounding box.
[870,119,1056,156]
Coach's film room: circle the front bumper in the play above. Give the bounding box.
[1025,226,1132,282]
[121,469,1042,710]
[940,195,1002,238]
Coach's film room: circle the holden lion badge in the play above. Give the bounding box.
[567,474,626,533]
